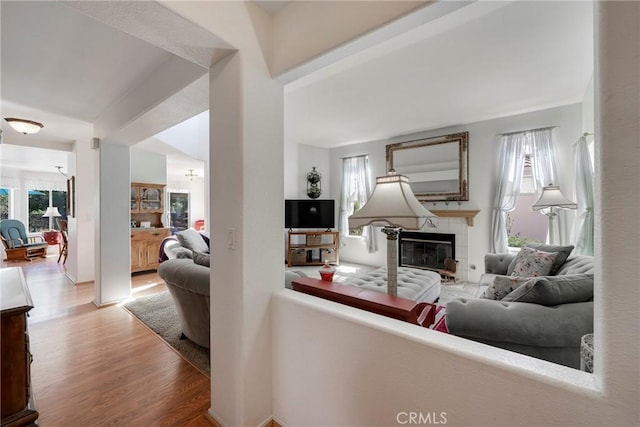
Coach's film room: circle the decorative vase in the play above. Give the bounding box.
[319,261,335,281]
[306,166,322,199]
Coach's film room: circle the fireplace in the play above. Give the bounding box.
[399,231,456,272]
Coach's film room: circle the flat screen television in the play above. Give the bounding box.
[285,199,335,230]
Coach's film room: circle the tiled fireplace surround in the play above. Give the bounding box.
[400,217,470,282]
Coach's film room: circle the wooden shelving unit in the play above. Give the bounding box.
[287,230,339,267]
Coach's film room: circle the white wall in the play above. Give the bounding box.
[319,103,582,281]
[130,149,167,184]
[273,3,639,426]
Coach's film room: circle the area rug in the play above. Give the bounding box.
[122,292,210,377]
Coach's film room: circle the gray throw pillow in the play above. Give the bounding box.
[502,274,594,306]
[192,251,210,267]
[525,243,575,275]
[481,275,530,300]
[177,228,209,254]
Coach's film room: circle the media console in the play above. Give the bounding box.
[287,230,339,267]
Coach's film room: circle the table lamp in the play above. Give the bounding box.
[348,171,437,297]
[531,183,576,245]
[43,206,61,229]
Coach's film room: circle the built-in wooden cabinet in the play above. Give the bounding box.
[131,228,169,273]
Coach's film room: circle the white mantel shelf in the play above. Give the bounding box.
[431,210,480,226]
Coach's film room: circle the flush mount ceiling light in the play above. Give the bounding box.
[185,169,198,180]
[4,117,44,135]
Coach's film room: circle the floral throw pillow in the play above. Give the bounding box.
[510,246,558,277]
[481,275,531,300]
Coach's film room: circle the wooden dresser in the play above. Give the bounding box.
[1,267,38,427]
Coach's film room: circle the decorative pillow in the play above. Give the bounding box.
[481,275,531,300]
[192,251,210,267]
[502,274,594,305]
[524,243,575,275]
[510,246,557,277]
[177,228,209,254]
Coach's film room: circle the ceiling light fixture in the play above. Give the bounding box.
[185,169,198,180]
[4,117,44,135]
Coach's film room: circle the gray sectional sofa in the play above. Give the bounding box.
[445,246,594,369]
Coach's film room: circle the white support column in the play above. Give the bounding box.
[208,50,284,426]
[94,141,131,306]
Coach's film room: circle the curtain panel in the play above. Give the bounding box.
[339,155,377,252]
[573,136,594,255]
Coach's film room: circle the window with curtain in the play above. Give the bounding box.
[339,155,377,252]
[491,128,560,253]
[507,155,548,247]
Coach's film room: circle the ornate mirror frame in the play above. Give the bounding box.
[385,131,469,202]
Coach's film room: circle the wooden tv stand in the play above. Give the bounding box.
[291,277,436,328]
[287,230,339,267]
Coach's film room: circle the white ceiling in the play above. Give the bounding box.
[285,1,594,148]
[0,1,594,174]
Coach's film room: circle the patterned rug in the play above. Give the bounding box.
[122,292,210,377]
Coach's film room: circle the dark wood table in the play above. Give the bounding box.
[291,277,436,328]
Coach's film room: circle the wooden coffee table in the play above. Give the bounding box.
[291,277,436,328]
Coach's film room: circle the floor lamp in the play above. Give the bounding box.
[531,184,576,245]
[348,172,437,297]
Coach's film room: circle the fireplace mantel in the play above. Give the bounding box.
[431,210,480,226]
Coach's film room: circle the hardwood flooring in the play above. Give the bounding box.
[1,255,212,426]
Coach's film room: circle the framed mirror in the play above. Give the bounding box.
[386,131,469,201]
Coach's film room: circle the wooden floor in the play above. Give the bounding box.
[2,253,212,426]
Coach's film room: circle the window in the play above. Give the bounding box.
[28,189,67,231]
[339,155,371,237]
[507,155,548,247]
[0,188,9,220]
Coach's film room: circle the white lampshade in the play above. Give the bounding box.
[531,184,577,210]
[5,117,44,135]
[349,172,437,230]
[43,206,61,218]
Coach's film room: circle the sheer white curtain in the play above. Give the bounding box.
[491,134,526,253]
[573,135,594,255]
[339,156,377,252]
[491,128,559,252]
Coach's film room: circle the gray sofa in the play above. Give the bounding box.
[158,255,305,348]
[446,250,594,369]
